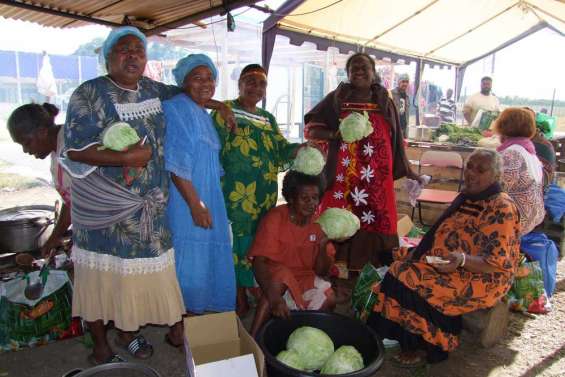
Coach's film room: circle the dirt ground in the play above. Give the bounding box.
[1,185,564,377]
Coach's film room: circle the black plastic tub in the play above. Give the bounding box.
[256,311,384,377]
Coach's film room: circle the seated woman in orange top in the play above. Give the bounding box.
[249,171,336,336]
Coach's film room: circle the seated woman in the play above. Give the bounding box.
[249,171,336,336]
[368,149,521,367]
[494,108,545,234]
[164,54,236,316]
[8,103,71,258]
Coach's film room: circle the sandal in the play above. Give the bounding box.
[390,352,426,369]
[165,333,184,350]
[87,353,125,366]
[115,334,154,360]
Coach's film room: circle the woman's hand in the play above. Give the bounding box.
[268,295,291,319]
[40,238,59,259]
[123,140,152,167]
[190,202,213,229]
[432,252,463,274]
[218,103,237,132]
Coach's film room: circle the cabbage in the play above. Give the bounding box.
[316,208,360,240]
[100,122,140,151]
[339,111,373,143]
[291,146,326,176]
[286,326,334,371]
[321,345,364,375]
[276,349,305,371]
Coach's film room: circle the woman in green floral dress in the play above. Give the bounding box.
[212,64,302,315]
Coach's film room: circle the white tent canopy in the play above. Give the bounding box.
[264,0,565,67]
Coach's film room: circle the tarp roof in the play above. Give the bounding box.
[0,0,261,36]
[263,0,565,67]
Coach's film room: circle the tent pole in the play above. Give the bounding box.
[413,59,424,125]
[261,0,305,107]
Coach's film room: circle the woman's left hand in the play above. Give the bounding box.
[407,171,425,184]
[218,103,237,132]
[432,252,463,274]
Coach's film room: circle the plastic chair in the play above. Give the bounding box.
[411,150,464,225]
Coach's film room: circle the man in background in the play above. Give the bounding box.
[463,76,500,126]
[438,88,456,124]
[391,73,410,135]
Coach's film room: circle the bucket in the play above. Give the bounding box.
[63,363,161,377]
[256,311,384,377]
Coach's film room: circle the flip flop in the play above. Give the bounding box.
[87,353,125,366]
[390,353,426,369]
[115,334,154,360]
[164,333,184,351]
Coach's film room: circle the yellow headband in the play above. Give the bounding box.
[240,70,267,81]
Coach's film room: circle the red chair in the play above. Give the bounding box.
[411,150,464,225]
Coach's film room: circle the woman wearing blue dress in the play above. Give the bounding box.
[164,54,236,314]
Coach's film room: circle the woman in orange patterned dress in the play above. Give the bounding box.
[368,150,521,367]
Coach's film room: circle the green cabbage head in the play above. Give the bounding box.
[292,146,326,176]
[100,122,140,151]
[286,326,334,371]
[339,111,373,143]
[316,208,360,240]
[276,349,305,371]
[321,345,364,375]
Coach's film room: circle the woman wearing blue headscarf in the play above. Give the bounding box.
[164,54,236,315]
[61,27,234,364]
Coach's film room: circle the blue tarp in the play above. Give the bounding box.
[0,50,98,81]
[521,232,558,297]
[545,183,565,224]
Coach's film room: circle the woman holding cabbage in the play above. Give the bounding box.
[61,27,234,364]
[305,52,420,270]
[211,64,302,316]
[248,171,336,336]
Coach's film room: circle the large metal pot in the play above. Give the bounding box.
[0,205,54,253]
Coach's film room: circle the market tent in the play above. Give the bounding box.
[262,0,565,69]
[0,0,261,35]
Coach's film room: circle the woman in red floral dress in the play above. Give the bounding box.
[305,53,419,269]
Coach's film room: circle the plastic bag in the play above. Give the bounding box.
[405,175,431,207]
[352,264,388,322]
[0,270,74,352]
[507,260,549,314]
[471,109,499,131]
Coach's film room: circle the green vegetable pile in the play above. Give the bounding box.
[434,123,482,145]
[99,122,140,151]
[339,111,373,143]
[275,326,365,374]
[292,146,326,176]
[316,208,360,240]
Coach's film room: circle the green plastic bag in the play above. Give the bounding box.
[507,260,548,314]
[478,110,500,131]
[352,264,387,322]
[535,113,556,140]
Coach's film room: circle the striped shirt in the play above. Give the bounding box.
[438,97,456,123]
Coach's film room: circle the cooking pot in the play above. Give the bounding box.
[0,205,54,253]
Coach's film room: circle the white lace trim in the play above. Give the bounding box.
[114,98,163,121]
[72,246,175,275]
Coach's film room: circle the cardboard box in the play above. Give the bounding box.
[397,214,414,238]
[184,311,265,377]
